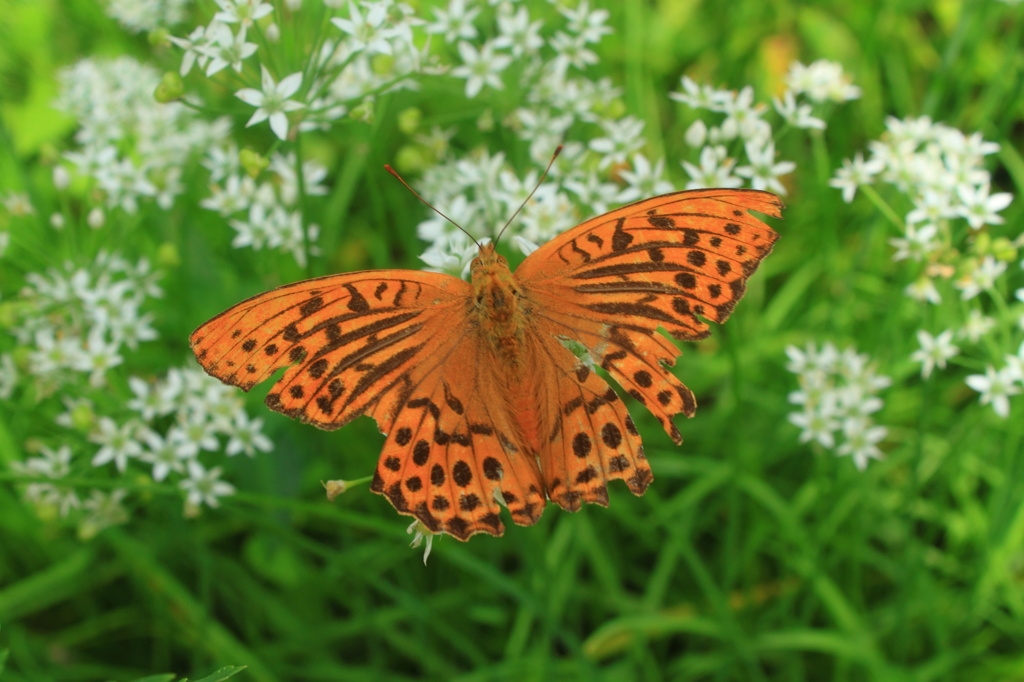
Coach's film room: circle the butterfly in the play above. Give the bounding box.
[190,181,781,541]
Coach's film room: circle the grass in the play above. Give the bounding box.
[1,0,1024,680]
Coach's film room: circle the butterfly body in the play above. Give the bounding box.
[191,189,782,540]
[471,243,529,358]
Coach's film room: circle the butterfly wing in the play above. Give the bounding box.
[191,270,469,431]
[520,324,652,513]
[371,331,547,540]
[516,188,781,462]
[190,270,545,540]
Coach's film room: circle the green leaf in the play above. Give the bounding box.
[190,665,248,682]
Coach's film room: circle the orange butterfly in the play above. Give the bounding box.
[191,182,781,541]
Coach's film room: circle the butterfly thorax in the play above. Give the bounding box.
[470,243,527,362]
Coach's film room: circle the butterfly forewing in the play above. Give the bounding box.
[516,189,782,442]
[190,270,470,433]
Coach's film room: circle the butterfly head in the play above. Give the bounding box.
[470,243,523,337]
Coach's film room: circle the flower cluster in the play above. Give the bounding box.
[672,60,859,195]
[786,343,891,471]
[201,145,327,267]
[1,242,273,530]
[6,252,161,392]
[832,117,1020,417]
[170,0,431,141]
[106,0,190,32]
[831,116,1013,305]
[412,13,859,276]
[11,365,271,537]
[164,0,434,265]
[407,2,639,274]
[57,57,230,216]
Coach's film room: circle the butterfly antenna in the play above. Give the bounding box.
[384,165,480,248]
[494,145,563,246]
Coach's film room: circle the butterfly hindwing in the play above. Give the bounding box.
[369,337,548,540]
[524,326,653,512]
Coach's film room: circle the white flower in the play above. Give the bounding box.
[786,342,890,470]
[451,41,511,99]
[199,22,258,76]
[213,0,273,26]
[549,31,599,72]
[589,116,645,170]
[735,139,795,194]
[139,429,193,482]
[225,414,273,456]
[889,223,939,262]
[180,460,236,510]
[171,419,220,459]
[616,154,673,203]
[785,342,839,376]
[681,145,742,190]
[904,276,942,304]
[202,173,257,216]
[1004,341,1024,383]
[788,402,839,449]
[2,191,34,216]
[20,444,73,479]
[30,328,85,377]
[407,519,436,564]
[719,86,770,142]
[515,107,573,165]
[559,0,612,44]
[13,445,80,517]
[79,489,129,538]
[966,365,1020,419]
[684,119,707,148]
[493,6,543,57]
[564,171,619,216]
[90,417,143,473]
[830,153,884,203]
[71,326,123,387]
[911,329,960,379]
[774,91,825,131]
[332,0,400,54]
[420,232,484,278]
[106,0,190,32]
[127,376,166,420]
[94,156,157,213]
[427,0,480,42]
[169,25,210,76]
[786,60,861,103]
[836,418,886,471]
[956,256,1007,300]
[907,189,956,225]
[87,206,105,229]
[235,66,305,140]
[511,234,539,256]
[518,187,576,247]
[670,76,728,110]
[959,309,996,343]
[956,183,1013,229]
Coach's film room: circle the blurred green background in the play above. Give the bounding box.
[2,0,1024,680]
